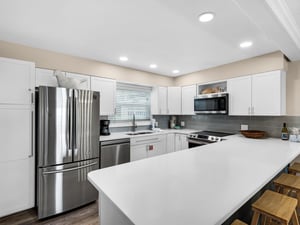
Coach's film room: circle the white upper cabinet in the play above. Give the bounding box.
[227,76,252,115]
[0,57,35,105]
[151,86,181,115]
[151,86,168,114]
[227,70,286,116]
[252,71,286,115]
[90,77,116,115]
[181,85,196,115]
[35,68,60,87]
[66,72,91,90]
[167,87,181,115]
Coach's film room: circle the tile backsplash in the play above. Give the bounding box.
[154,115,300,138]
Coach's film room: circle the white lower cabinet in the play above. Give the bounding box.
[166,133,175,153]
[0,157,35,217]
[0,106,34,217]
[130,134,167,161]
[175,134,188,151]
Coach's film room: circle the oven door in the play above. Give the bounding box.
[188,138,211,148]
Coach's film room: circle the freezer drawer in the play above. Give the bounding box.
[37,159,99,219]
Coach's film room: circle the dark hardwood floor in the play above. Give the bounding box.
[0,202,99,225]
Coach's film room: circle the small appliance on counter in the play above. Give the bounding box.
[100,119,111,135]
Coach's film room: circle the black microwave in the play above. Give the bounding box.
[194,93,228,114]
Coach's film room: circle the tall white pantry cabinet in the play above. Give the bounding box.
[0,57,35,217]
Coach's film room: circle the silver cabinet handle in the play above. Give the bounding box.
[251,106,254,115]
[42,162,98,175]
[136,138,160,143]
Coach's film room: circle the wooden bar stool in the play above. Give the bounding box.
[250,190,299,225]
[289,163,300,175]
[273,173,300,218]
[231,219,247,225]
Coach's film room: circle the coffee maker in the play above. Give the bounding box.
[100,120,110,135]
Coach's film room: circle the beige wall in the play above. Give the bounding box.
[174,51,286,86]
[1,40,299,115]
[0,40,174,86]
[286,60,300,116]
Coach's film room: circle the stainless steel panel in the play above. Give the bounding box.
[37,159,99,219]
[73,90,100,162]
[37,86,73,167]
[100,141,130,169]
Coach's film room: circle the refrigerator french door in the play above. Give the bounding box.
[36,86,100,219]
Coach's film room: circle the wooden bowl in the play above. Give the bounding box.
[240,130,266,139]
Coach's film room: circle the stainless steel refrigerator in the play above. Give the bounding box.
[36,86,100,219]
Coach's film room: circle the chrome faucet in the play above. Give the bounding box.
[132,113,137,132]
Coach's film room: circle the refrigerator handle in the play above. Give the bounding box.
[68,90,73,152]
[74,90,78,151]
[42,162,98,175]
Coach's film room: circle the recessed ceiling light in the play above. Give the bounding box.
[149,64,157,69]
[119,56,128,61]
[172,70,180,74]
[239,41,253,48]
[198,12,214,23]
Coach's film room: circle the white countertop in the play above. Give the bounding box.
[99,129,197,141]
[89,135,300,225]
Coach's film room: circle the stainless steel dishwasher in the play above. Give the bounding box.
[100,138,130,169]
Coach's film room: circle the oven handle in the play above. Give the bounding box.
[187,138,210,145]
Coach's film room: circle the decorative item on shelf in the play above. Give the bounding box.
[240,130,266,139]
[54,70,87,89]
[200,86,224,94]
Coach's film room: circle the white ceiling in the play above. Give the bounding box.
[0,0,299,77]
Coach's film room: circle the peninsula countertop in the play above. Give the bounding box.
[89,135,300,225]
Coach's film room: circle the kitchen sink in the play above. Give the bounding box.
[126,131,154,135]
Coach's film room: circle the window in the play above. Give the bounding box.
[109,82,152,121]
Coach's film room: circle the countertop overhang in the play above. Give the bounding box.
[89,135,300,225]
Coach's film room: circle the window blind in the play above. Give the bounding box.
[109,83,152,121]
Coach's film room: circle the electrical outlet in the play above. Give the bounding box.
[241,124,248,130]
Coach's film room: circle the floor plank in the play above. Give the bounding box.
[0,202,99,225]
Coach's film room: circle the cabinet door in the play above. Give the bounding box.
[181,85,196,115]
[0,105,34,217]
[130,145,147,161]
[252,70,285,115]
[180,134,188,150]
[0,57,35,105]
[0,157,35,217]
[147,135,167,158]
[166,133,175,153]
[36,68,60,87]
[175,134,182,151]
[158,87,168,114]
[167,87,181,115]
[66,72,91,90]
[0,106,33,162]
[90,77,116,115]
[227,76,252,115]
